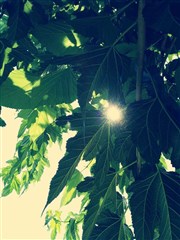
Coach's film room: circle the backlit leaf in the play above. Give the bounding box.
[0,67,77,109]
[43,111,108,212]
[32,21,82,56]
[64,218,80,240]
[60,169,83,207]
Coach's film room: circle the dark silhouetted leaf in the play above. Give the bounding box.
[127,98,180,168]
[144,2,180,39]
[128,170,180,240]
[127,99,161,164]
[6,0,31,42]
[90,210,134,240]
[76,46,130,109]
[0,117,6,127]
[83,171,117,239]
[90,210,121,240]
[77,177,94,193]
[71,15,120,45]
[175,67,180,97]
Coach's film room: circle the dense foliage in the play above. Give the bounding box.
[0,0,180,239]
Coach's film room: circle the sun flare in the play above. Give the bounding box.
[104,104,124,123]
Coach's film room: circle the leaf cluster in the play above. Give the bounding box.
[0,0,180,239]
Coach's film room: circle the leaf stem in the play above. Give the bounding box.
[118,160,137,175]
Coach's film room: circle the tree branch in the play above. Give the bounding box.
[136,0,146,101]
[136,0,146,174]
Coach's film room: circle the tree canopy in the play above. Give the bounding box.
[0,0,180,239]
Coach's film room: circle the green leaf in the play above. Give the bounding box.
[128,170,180,240]
[27,110,39,128]
[17,109,34,119]
[60,169,83,207]
[71,15,120,45]
[1,185,12,197]
[33,0,53,5]
[0,67,77,109]
[1,2,180,240]
[94,126,114,186]
[52,45,130,109]
[127,99,161,164]
[3,156,25,185]
[158,105,180,169]
[64,218,80,240]
[83,171,117,239]
[90,210,134,240]
[45,209,61,239]
[32,20,82,56]
[77,177,94,193]
[127,98,180,167]
[0,14,8,35]
[76,47,129,109]
[6,0,20,41]
[114,130,136,166]
[45,124,60,143]
[43,111,108,212]
[115,43,137,58]
[90,210,121,240]
[50,227,56,240]
[11,176,21,194]
[17,120,28,138]
[144,2,180,39]
[119,224,134,240]
[6,0,31,42]
[0,117,6,127]
[174,67,180,97]
[2,175,21,196]
[12,45,34,63]
[0,47,12,80]
[17,37,38,56]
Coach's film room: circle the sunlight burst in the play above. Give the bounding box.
[104,104,124,123]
